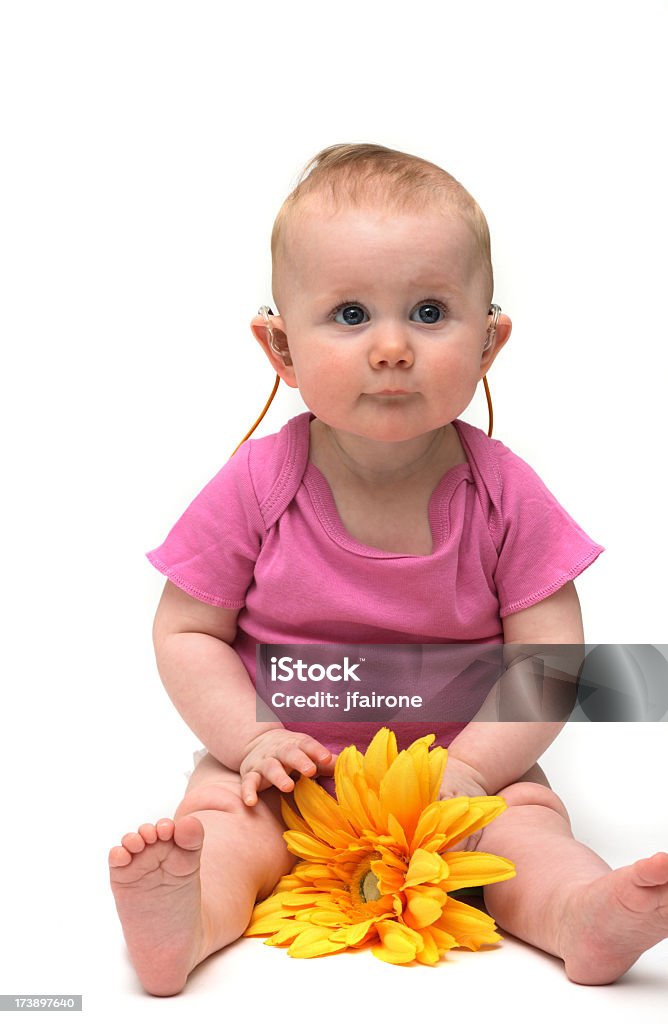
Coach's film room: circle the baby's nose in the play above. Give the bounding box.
[368,322,414,367]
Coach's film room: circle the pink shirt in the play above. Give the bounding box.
[146,413,604,758]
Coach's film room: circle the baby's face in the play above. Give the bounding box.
[271,199,502,444]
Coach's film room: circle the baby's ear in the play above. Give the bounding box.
[479,313,512,376]
[249,313,298,387]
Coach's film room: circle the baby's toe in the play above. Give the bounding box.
[138,822,158,844]
[156,818,176,842]
[173,816,205,850]
[636,852,668,886]
[121,831,146,855]
[108,845,133,868]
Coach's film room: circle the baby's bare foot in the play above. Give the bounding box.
[109,816,204,996]
[559,852,668,985]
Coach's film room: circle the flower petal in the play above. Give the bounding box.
[244,912,292,937]
[362,727,398,791]
[379,749,424,842]
[289,862,341,884]
[426,922,459,952]
[334,745,364,798]
[293,776,359,846]
[412,796,511,855]
[374,919,424,964]
[405,736,434,811]
[403,893,444,930]
[404,847,449,887]
[334,917,379,946]
[411,797,472,852]
[288,926,348,958]
[372,860,406,894]
[264,921,313,945]
[440,797,510,851]
[335,748,376,832]
[245,891,288,923]
[428,746,448,803]
[416,928,442,965]
[282,829,336,862]
[440,896,502,950]
[280,892,322,908]
[371,943,416,965]
[280,797,309,834]
[387,813,409,853]
[443,851,516,890]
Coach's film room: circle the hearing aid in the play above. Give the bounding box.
[258,304,274,341]
[259,305,292,365]
[483,303,502,352]
[230,306,282,456]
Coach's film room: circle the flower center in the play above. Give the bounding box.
[360,870,381,903]
[349,857,385,911]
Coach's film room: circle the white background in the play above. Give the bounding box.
[1,0,667,1020]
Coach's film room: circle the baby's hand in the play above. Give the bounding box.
[439,755,489,852]
[239,729,334,807]
[439,755,489,801]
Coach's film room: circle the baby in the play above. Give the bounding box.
[109,143,668,995]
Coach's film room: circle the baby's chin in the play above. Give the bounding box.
[315,414,453,447]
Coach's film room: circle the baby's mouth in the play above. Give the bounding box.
[368,389,413,397]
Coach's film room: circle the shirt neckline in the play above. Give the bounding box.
[301,416,473,560]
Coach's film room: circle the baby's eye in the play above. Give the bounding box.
[409,302,447,324]
[331,304,369,326]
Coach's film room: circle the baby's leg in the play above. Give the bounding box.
[478,774,668,984]
[109,754,295,996]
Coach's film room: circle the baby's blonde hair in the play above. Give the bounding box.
[271,142,494,308]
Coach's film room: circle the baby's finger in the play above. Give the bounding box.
[300,738,334,769]
[256,756,296,793]
[313,753,337,776]
[278,746,322,778]
[241,770,262,807]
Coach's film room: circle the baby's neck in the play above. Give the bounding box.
[310,420,455,490]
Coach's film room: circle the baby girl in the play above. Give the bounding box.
[109,143,668,995]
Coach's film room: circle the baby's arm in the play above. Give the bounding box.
[444,580,584,796]
[152,580,333,805]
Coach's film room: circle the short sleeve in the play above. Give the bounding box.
[492,444,604,618]
[145,444,265,607]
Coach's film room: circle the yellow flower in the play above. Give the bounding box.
[245,728,515,965]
